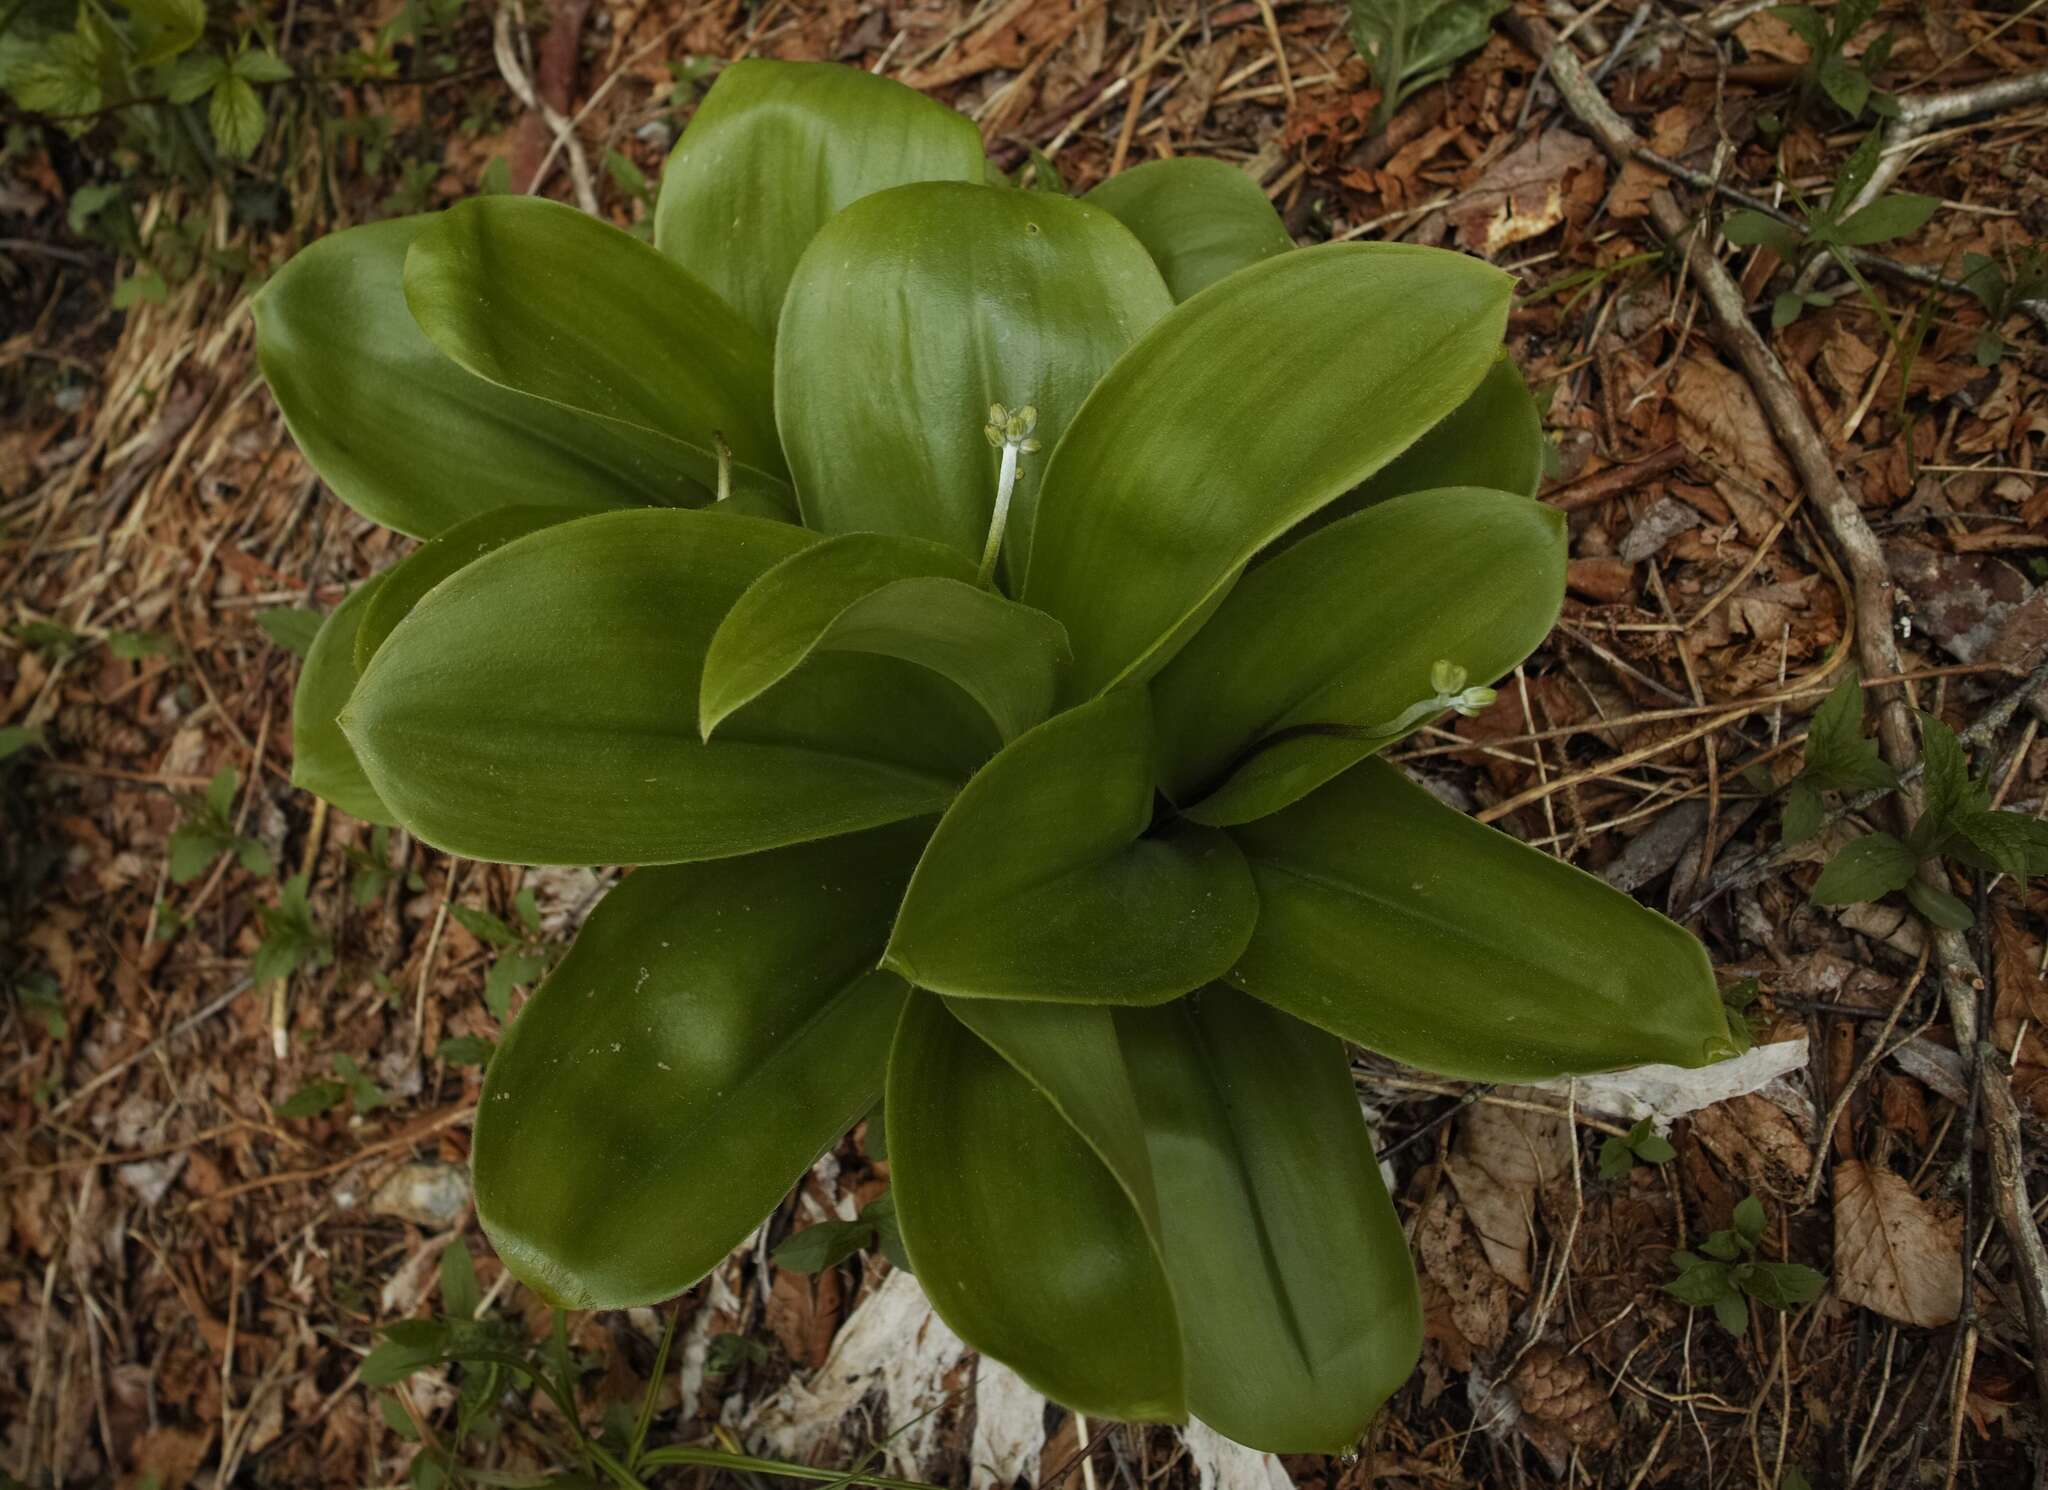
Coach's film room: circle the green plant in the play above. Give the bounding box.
[1664,1194,1825,1334]
[365,1245,937,1490]
[252,871,332,986]
[3,2,290,158]
[256,58,1733,1452]
[167,765,272,882]
[1809,708,2048,930]
[345,823,425,907]
[1724,133,1937,327]
[449,889,553,1021]
[772,1191,909,1274]
[1780,674,1898,843]
[1960,247,2048,366]
[1598,1117,1676,1180]
[1770,0,1897,122]
[1346,0,1506,133]
[278,1049,386,1117]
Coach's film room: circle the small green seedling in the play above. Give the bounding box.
[449,890,553,1022]
[1771,0,1897,122]
[12,970,67,1039]
[1810,710,2048,930]
[772,1192,910,1274]
[10,619,83,662]
[346,824,425,908]
[1782,675,1898,843]
[168,767,273,884]
[1665,1194,1825,1334]
[1347,0,1508,133]
[252,872,334,987]
[1724,134,1937,328]
[1598,1118,1676,1180]
[278,1051,387,1118]
[1960,248,2048,367]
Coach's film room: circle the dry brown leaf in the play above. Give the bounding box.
[1672,356,1800,498]
[766,1261,842,1370]
[1689,1091,1814,1192]
[1445,1092,1570,1290]
[1444,129,1605,256]
[1735,10,1812,61]
[1834,1159,1963,1326]
[1415,1185,1512,1362]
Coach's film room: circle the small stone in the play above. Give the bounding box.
[369,1163,471,1229]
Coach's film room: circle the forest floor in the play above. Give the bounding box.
[4,1,2048,1487]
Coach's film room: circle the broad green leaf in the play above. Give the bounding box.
[699,533,1071,744]
[1905,876,1974,930]
[1834,192,1938,247]
[1153,488,1564,824]
[121,0,204,65]
[1348,0,1508,132]
[1229,761,1730,1078]
[888,993,1184,1421]
[943,998,1162,1241]
[1116,987,1418,1453]
[653,59,985,340]
[1082,158,1293,301]
[1800,674,1895,792]
[208,74,263,158]
[777,182,1171,585]
[293,578,395,824]
[882,688,1257,1003]
[404,197,787,495]
[475,826,922,1307]
[1723,210,1802,258]
[354,506,589,675]
[346,509,994,866]
[1334,355,1546,516]
[254,218,691,537]
[1023,243,1513,699]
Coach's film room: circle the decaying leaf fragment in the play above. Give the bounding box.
[1833,1158,1963,1326]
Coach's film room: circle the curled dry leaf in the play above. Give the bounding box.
[1834,1158,1963,1327]
[1445,1090,1571,1291]
[1671,356,1799,499]
[1689,1091,1814,1194]
[742,1268,967,1474]
[1415,1184,1513,1366]
[1441,129,1605,257]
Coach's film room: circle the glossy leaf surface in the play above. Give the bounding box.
[942,997,1161,1239]
[882,689,1257,1003]
[654,59,986,339]
[1287,356,1546,551]
[1117,988,1419,1453]
[777,182,1171,583]
[345,510,982,866]
[475,826,922,1307]
[1153,488,1565,824]
[1023,243,1514,698]
[1083,158,1294,301]
[888,993,1184,1420]
[405,196,787,491]
[1230,761,1730,1078]
[700,533,1071,743]
[253,217,682,536]
[293,577,395,824]
[354,506,588,675]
